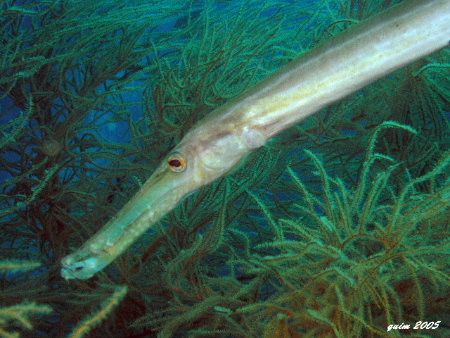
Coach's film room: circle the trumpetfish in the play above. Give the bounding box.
[61,0,450,280]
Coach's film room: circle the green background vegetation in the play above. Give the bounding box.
[0,0,448,337]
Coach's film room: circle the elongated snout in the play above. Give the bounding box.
[61,152,199,279]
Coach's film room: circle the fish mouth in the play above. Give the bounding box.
[61,244,118,280]
[61,256,100,280]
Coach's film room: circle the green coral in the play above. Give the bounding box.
[68,285,128,338]
[0,0,448,337]
[0,302,52,338]
[0,260,41,273]
[0,260,52,338]
[245,122,449,337]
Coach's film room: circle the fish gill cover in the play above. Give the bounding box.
[0,0,448,337]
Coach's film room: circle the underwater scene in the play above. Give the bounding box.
[0,0,449,337]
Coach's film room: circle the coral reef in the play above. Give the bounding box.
[0,0,448,337]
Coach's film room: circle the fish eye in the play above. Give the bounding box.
[167,153,187,172]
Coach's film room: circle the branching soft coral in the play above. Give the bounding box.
[0,260,52,338]
[245,121,449,337]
